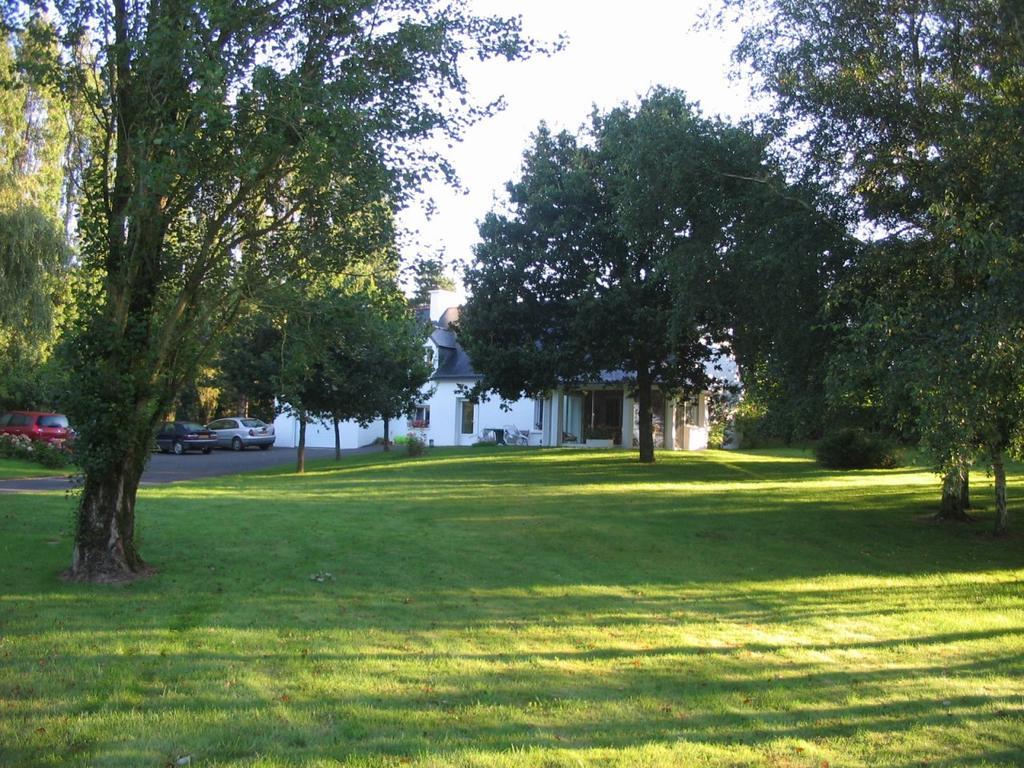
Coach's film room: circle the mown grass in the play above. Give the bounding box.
[0,457,73,479]
[0,447,1021,767]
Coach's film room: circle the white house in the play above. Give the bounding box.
[404,290,538,447]
[275,288,725,451]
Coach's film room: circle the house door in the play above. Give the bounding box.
[456,398,476,446]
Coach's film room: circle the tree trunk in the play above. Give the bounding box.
[333,416,341,460]
[636,368,655,464]
[67,446,149,582]
[938,464,971,520]
[992,449,1008,536]
[383,418,390,451]
[297,415,306,474]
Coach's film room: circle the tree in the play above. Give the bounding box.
[213,310,281,422]
[408,254,456,306]
[274,284,363,473]
[726,0,1024,532]
[348,302,433,452]
[11,0,540,581]
[461,90,804,463]
[0,26,70,397]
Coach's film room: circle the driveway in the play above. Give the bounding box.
[0,445,382,493]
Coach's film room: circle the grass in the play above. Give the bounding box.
[0,457,74,479]
[0,447,1022,767]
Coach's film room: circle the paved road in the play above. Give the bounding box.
[0,444,382,493]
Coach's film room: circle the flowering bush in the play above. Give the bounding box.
[0,434,75,469]
[406,434,427,457]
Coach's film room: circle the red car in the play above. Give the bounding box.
[0,411,75,445]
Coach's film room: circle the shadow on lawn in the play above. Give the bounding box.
[2,449,1023,765]
[3,622,1022,766]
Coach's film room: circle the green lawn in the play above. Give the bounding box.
[0,457,73,479]
[1,448,1022,767]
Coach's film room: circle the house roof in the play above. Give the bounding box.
[424,303,740,388]
[429,309,481,381]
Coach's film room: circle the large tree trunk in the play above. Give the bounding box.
[383,418,390,451]
[333,416,341,460]
[297,415,306,473]
[938,464,972,520]
[68,441,150,582]
[71,476,143,581]
[636,368,655,464]
[992,449,1008,536]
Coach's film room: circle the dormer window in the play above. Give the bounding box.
[425,346,435,367]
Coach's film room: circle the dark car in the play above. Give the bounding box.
[155,421,218,455]
[205,416,276,451]
[0,411,75,446]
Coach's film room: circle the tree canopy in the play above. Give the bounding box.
[727,0,1024,531]
[7,0,542,580]
[460,89,838,462]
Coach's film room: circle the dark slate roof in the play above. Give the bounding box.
[425,304,739,387]
[430,310,480,381]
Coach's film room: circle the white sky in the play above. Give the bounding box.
[399,0,757,285]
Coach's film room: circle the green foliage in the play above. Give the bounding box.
[407,254,456,306]
[0,29,71,381]
[462,88,848,460]
[405,433,426,457]
[8,0,542,575]
[815,428,900,471]
[0,433,73,469]
[728,0,1024,528]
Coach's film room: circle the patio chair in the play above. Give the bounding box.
[503,424,530,446]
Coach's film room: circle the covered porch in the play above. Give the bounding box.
[537,387,709,451]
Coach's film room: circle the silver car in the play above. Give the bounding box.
[205,416,276,451]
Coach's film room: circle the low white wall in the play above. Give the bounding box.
[272,413,380,449]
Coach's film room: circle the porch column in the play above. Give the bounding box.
[665,399,677,450]
[621,394,635,449]
[552,393,564,447]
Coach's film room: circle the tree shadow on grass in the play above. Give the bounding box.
[2,622,1022,766]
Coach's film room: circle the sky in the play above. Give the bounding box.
[398,0,757,288]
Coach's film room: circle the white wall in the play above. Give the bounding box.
[272,412,383,450]
[407,380,537,446]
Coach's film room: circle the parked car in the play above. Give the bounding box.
[0,411,75,445]
[155,421,218,454]
[205,416,276,451]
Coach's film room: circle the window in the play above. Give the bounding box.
[424,346,435,367]
[533,400,544,431]
[38,415,69,428]
[410,405,430,429]
[684,399,702,427]
[459,400,475,435]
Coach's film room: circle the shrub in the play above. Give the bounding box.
[0,434,75,469]
[815,428,900,470]
[406,434,426,457]
[708,422,726,450]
